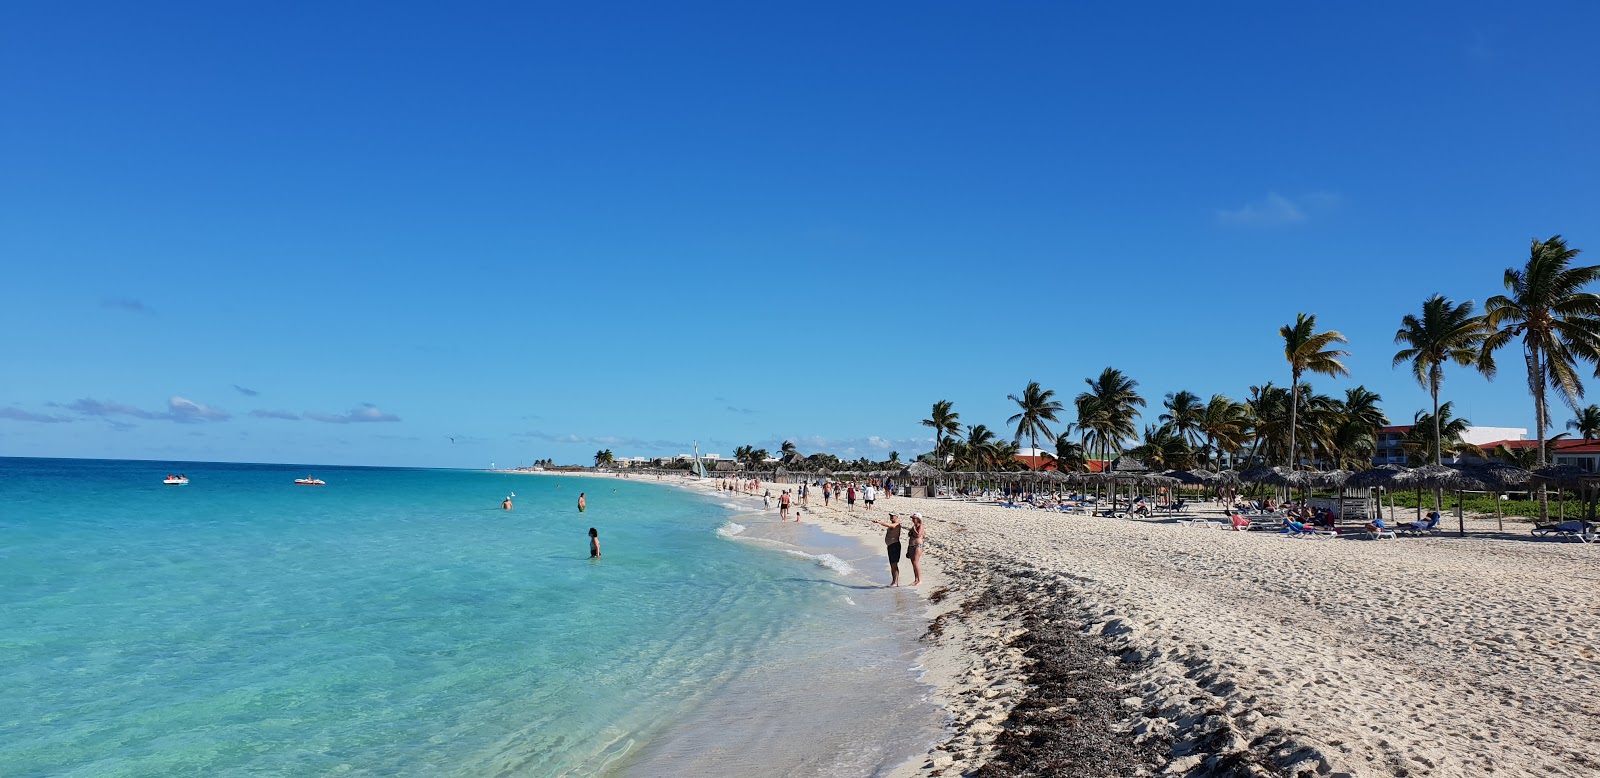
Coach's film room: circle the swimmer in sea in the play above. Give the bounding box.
[578,492,586,512]
[588,527,601,558]
[502,496,513,510]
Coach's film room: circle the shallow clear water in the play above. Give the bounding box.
[0,459,940,776]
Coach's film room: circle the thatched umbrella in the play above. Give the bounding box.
[1530,465,1600,522]
[1346,465,1410,524]
[1459,462,1532,531]
[1239,465,1289,486]
[1399,464,1487,536]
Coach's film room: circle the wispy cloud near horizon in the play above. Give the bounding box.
[0,407,74,423]
[60,396,230,424]
[250,409,302,420]
[233,384,260,396]
[1216,191,1340,227]
[306,403,401,424]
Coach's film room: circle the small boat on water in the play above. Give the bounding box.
[294,477,326,486]
[163,476,189,485]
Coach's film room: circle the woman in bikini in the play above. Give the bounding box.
[906,513,926,586]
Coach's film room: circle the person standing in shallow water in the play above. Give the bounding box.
[578,492,586,512]
[867,513,904,587]
[588,527,601,558]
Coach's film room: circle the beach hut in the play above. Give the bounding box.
[898,461,943,497]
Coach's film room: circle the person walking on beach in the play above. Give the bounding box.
[779,489,792,521]
[846,484,857,510]
[867,513,903,586]
[863,483,876,510]
[578,493,587,513]
[588,527,601,558]
[822,483,831,507]
[906,513,925,586]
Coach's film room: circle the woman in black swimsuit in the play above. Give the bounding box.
[906,513,925,586]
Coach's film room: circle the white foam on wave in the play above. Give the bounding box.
[716,521,747,539]
[783,550,855,576]
[720,502,742,510]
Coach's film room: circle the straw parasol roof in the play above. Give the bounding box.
[1345,464,1410,488]
[1399,463,1486,491]
[1459,462,1531,490]
[1161,469,1211,485]
[1530,464,1595,488]
[1212,468,1242,486]
[1239,465,1290,485]
[1110,456,1150,473]
[901,461,944,478]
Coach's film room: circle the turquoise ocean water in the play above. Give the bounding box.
[0,458,940,776]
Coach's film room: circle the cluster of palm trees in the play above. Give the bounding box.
[916,235,1600,518]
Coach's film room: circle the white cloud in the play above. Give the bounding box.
[1216,191,1339,227]
[306,403,401,424]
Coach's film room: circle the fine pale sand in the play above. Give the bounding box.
[791,490,1600,777]
[531,472,1600,776]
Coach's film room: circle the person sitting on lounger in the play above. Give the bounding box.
[1230,513,1251,531]
[1366,517,1387,533]
[1282,518,1306,533]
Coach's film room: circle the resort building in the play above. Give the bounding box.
[1478,438,1600,472]
[1373,424,1528,466]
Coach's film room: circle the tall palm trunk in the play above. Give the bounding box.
[1532,346,1550,521]
[1287,373,1300,469]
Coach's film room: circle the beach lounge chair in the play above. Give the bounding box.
[1531,520,1595,541]
[1398,515,1441,536]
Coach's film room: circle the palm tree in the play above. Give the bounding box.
[1328,386,1388,469]
[1567,405,1600,440]
[594,449,614,467]
[1130,424,1193,470]
[1280,313,1350,469]
[1485,235,1600,520]
[1392,295,1495,466]
[1053,433,1088,472]
[960,424,998,471]
[1076,368,1145,469]
[1198,394,1250,470]
[1159,390,1205,448]
[921,400,961,467]
[781,439,798,454]
[1007,381,1064,471]
[1401,403,1477,466]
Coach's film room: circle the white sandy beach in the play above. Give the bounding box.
[520,471,1600,777]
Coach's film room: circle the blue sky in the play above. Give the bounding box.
[3,2,1598,467]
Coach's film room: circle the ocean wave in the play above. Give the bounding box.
[715,522,747,539]
[783,550,855,576]
[720,502,742,510]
